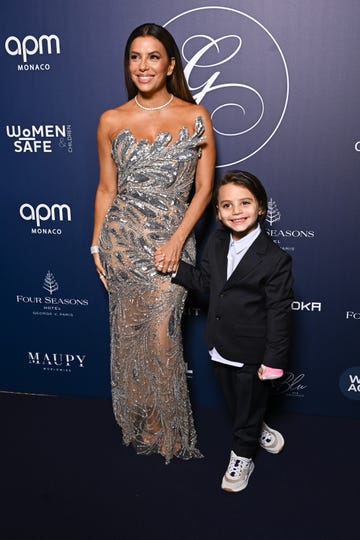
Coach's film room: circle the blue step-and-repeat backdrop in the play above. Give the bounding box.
[1,0,359,417]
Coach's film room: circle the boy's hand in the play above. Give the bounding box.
[258,364,284,381]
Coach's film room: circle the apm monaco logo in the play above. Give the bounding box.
[19,202,72,235]
[5,124,73,153]
[339,367,360,401]
[272,371,307,398]
[165,7,289,167]
[265,198,315,252]
[27,351,86,373]
[16,270,89,318]
[355,140,360,152]
[4,34,61,71]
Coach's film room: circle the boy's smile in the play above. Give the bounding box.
[217,182,263,240]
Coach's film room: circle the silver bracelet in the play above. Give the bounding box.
[90,245,99,254]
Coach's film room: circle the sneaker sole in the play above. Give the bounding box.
[262,441,284,454]
[221,462,255,492]
[260,436,285,454]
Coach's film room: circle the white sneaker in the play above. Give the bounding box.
[221,451,254,492]
[259,422,285,454]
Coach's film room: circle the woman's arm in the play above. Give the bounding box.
[91,111,118,288]
[154,107,216,273]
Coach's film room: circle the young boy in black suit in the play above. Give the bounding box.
[162,170,294,492]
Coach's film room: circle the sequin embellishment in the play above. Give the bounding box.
[99,117,205,462]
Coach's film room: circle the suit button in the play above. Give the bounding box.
[215,316,221,320]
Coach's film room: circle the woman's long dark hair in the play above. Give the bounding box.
[123,23,196,103]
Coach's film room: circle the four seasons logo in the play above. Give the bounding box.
[43,271,59,295]
[15,270,89,317]
[265,198,281,227]
[265,198,315,251]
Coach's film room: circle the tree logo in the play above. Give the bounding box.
[43,271,59,295]
[266,198,281,226]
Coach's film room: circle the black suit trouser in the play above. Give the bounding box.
[213,362,270,458]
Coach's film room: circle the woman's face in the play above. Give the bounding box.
[128,36,175,94]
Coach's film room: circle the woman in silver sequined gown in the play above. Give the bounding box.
[91,24,215,463]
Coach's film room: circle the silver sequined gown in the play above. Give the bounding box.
[99,116,205,463]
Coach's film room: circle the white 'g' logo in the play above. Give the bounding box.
[165,7,289,167]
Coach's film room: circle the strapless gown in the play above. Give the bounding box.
[99,116,205,462]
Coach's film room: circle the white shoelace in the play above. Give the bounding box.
[228,454,251,477]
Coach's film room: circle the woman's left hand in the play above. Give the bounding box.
[154,235,183,273]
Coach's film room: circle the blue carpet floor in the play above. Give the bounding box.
[1,392,358,539]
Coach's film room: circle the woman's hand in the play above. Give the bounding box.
[92,252,108,290]
[154,235,183,274]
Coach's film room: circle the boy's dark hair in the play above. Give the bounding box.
[124,23,196,104]
[213,170,268,223]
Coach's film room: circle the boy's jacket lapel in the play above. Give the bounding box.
[214,232,230,284]
[222,232,268,289]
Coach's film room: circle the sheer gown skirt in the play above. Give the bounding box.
[107,267,202,464]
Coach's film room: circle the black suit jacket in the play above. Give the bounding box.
[173,228,294,368]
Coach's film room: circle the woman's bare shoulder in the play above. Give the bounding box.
[193,103,212,122]
[98,102,134,139]
[175,100,211,123]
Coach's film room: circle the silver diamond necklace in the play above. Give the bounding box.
[135,93,174,111]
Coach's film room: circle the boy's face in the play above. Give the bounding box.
[217,182,263,240]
